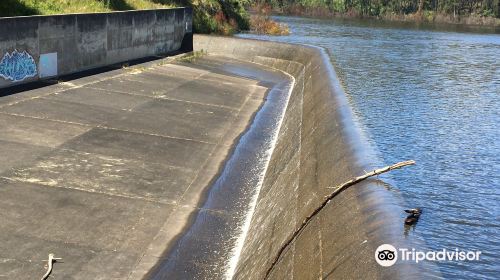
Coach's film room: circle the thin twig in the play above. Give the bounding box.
[264,160,416,278]
[41,254,62,280]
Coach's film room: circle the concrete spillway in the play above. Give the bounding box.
[148,36,436,279]
[0,34,435,279]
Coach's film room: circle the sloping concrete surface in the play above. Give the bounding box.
[146,56,295,279]
[183,35,438,280]
[0,56,279,279]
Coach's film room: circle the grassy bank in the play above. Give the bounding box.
[255,1,500,27]
[0,0,250,34]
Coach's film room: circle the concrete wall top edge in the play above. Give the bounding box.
[0,8,193,89]
[0,7,190,20]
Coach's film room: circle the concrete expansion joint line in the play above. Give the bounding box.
[0,111,93,128]
[54,147,188,172]
[0,68,141,109]
[0,112,215,146]
[83,83,240,111]
[0,91,60,109]
[0,175,177,205]
[94,125,216,145]
[2,57,178,110]
[155,95,240,111]
[97,85,240,111]
[0,111,218,148]
[49,71,130,95]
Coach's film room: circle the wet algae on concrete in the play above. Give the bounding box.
[0,36,434,280]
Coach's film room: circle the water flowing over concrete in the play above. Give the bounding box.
[147,35,439,279]
[0,29,439,278]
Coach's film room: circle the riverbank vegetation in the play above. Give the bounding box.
[250,4,290,35]
[250,14,291,35]
[0,0,251,34]
[255,0,500,26]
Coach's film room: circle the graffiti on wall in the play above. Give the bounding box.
[0,50,38,82]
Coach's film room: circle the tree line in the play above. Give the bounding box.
[257,0,499,18]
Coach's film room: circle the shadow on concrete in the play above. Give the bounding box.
[0,55,180,97]
[0,0,40,17]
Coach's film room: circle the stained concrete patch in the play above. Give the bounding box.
[164,78,252,109]
[0,179,173,279]
[0,179,173,251]
[0,98,126,126]
[121,71,192,91]
[0,83,71,108]
[199,71,258,86]
[46,87,152,111]
[86,77,159,96]
[0,140,52,174]
[86,65,207,99]
[5,148,194,204]
[61,128,215,170]
[150,63,210,80]
[0,230,138,280]
[0,114,90,148]
[106,98,237,142]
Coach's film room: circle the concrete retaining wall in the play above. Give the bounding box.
[194,35,436,279]
[0,8,192,89]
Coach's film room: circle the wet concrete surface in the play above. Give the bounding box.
[187,35,438,280]
[147,56,294,280]
[0,55,278,279]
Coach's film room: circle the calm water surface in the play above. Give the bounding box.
[240,17,499,279]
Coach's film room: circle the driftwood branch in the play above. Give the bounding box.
[264,160,416,278]
[41,254,61,280]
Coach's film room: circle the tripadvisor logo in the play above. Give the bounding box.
[375,244,481,267]
[375,244,398,267]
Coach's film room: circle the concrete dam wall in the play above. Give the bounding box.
[0,11,437,277]
[191,35,434,279]
[0,8,192,89]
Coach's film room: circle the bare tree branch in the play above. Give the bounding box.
[41,254,62,280]
[264,160,416,278]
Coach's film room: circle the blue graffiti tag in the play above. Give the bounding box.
[0,50,37,82]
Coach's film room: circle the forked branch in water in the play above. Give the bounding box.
[264,160,416,279]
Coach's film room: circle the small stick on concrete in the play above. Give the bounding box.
[41,254,62,280]
[264,160,415,279]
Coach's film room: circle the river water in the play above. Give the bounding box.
[239,17,499,279]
